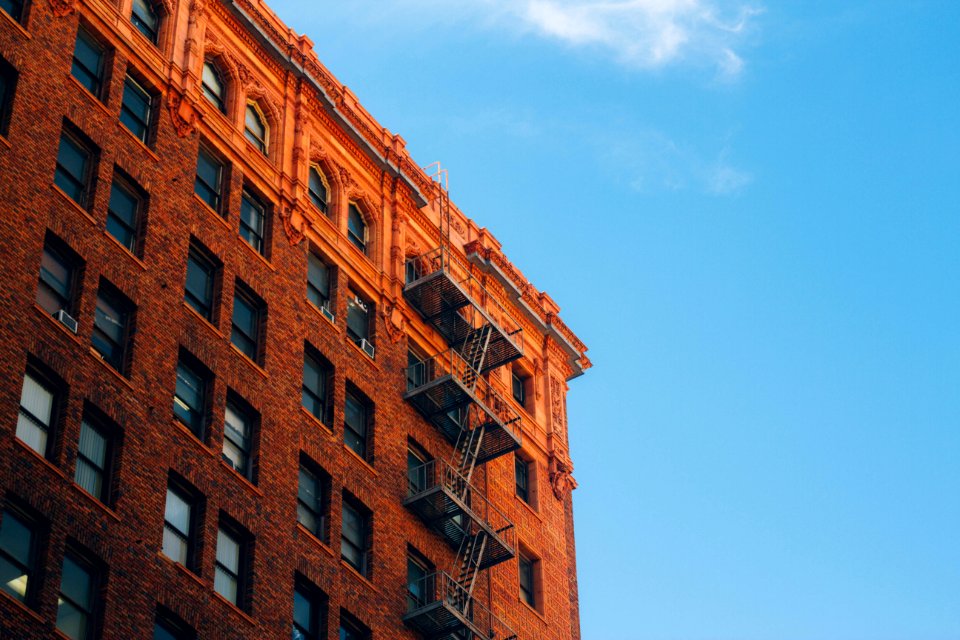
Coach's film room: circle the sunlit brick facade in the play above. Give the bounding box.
[0,0,590,637]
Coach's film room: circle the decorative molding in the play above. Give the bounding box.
[550,375,565,436]
[47,0,77,17]
[380,300,406,344]
[167,89,200,138]
[549,456,577,501]
[279,205,306,245]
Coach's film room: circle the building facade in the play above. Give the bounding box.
[0,0,590,637]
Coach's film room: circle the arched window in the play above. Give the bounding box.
[201,61,226,113]
[347,204,367,254]
[308,166,328,215]
[131,0,160,44]
[244,102,267,154]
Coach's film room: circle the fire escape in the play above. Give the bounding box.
[402,168,522,640]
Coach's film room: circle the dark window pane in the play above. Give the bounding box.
[75,420,109,501]
[106,179,140,251]
[184,248,215,320]
[244,104,266,152]
[120,76,152,142]
[54,132,92,207]
[201,62,225,112]
[343,393,367,459]
[223,401,252,477]
[92,287,129,372]
[346,296,368,343]
[37,244,74,315]
[0,0,24,22]
[306,253,329,309]
[194,148,222,211]
[515,456,529,503]
[56,555,95,640]
[230,289,260,361]
[347,205,366,253]
[0,61,16,136]
[131,0,159,43]
[0,510,34,602]
[174,359,206,437]
[240,192,266,254]
[308,168,327,213]
[71,29,104,96]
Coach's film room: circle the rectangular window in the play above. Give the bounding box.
[345,293,369,345]
[406,349,427,391]
[214,524,247,609]
[54,127,96,208]
[239,190,267,256]
[194,146,224,212]
[0,0,24,22]
[184,240,219,322]
[519,553,538,609]
[37,235,81,317]
[302,346,332,425]
[0,57,17,137]
[56,550,101,640]
[516,455,531,504]
[120,75,152,143]
[16,367,58,457]
[406,551,433,612]
[340,494,370,577]
[162,481,196,570]
[106,174,144,254]
[153,607,195,640]
[223,394,256,481]
[338,610,370,640]
[297,458,329,543]
[0,505,40,604]
[512,371,526,406]
[173,352,209,439]
[231,282,264,363]
[343,389,370,461]
[406,444,429,496]
[71,27,105,97]
[307,252,332,311]
[75,416,114,504]
[293,576,327,640]
[92,281,133,373]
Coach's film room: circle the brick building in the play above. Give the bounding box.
[0,0,590,637]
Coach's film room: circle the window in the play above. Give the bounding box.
[338,610,369,640]
[519,552,539,609]
[162,481,197,570]
[0,0,24,22]
[406,444,429,496]
[307,166,328,214]
[306,251,332,312]
[345,293,370,346]
[16,366,59,457]
[106,174,144,254]
[231,282,264,363]
[406,551,433,612]
[293,576,327,640]
[120,75,153,143]
[301,346,331,425]
[512,370,526,407]
[240,189,268,255]
[154,607,195,640]
[54,127,96,208]
[346,204,366,254]
[56,549,101,640]
[406,348,427,391]
[343,389,370,461]
[71,28,105,97]
[74,416,115,504]
[0,505,40,604]
[131,0,160,43]
[244,103,267,153]
[173,352,210,439]
[184,240,220,321]
[515,454,531,505]
[214,523,248,609]
[37,235,80,316]
[0,57,17,137]
[194,146,224,212]
[340,494,370,577]
[92,281,133,373]
[223,394,256,481]
[297,458,329,542]
[201,60,226,112]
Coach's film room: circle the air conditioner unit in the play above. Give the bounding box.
[55,309,78,333]
[360,338,375,359]
[320,304,335,323]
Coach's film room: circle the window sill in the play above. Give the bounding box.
[516,494,544,522]
[236,233,276,272]
[70,482,122,523]
[192,193,232,231]
[102,229,147,270]
[12,437,66,479]
[182,301,224,338]
[296,523,335,558]
[116,120,160,162]
[156,551,205,588]
[345,336,379,370]
[519,597,548,623]
[211,591,256,626]
[0,9,30,38]
[0,134,10,151]
[307,300,340,332]
[34,303,85,347]
[51,183,98,226]
[171,419,217,459]
[300,406,333,435]
[229,343,268,379]
[65,73,112,118]
[340,559,378,594]
[87,347,135,392]
[0,589,44,625]
[342,443,377,476]
[218,458,263,496]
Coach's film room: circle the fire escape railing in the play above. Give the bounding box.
[404,571,518,640]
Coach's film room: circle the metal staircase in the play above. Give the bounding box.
[402,166,520,640]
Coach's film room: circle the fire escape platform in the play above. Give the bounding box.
[403,572,518,640]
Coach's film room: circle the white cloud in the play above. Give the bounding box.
[518,0,762,77]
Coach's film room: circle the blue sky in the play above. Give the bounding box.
[269,1,959,638]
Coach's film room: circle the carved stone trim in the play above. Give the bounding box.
[48,0,77,17]
[167,90,200,138]
[549,457,577,501]
[380,300,406,344]
[279,205,306,246]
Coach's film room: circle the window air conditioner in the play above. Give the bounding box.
[55,309,78,333]
[360,338,375,359]
[320,304,335,323]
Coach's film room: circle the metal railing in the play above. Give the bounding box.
[405,246,524,353]
[405,571,518,640]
